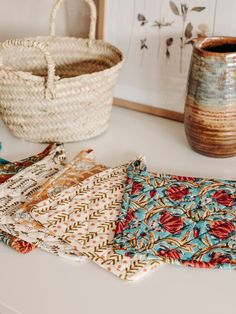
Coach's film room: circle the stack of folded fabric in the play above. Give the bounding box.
[0,145,235,281]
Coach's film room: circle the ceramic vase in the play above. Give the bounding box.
[184,37,236,158]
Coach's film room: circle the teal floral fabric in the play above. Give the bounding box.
[114,159,236,269]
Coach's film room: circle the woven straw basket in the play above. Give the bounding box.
[0,0,123,143]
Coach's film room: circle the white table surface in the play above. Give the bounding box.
[0,106,236,314]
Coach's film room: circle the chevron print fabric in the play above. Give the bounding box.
[1,149,106,261]
[30,162,162,281]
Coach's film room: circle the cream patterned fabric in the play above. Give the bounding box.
[2,149,107,261]
[29,162,161,281]
[0,144,78,259]
[0,144,66,225]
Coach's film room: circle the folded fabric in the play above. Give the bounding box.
[0,144,72,258]
[29,161,162,281]
[0,144,66,224]
[21,149,107,214]
[0,144,54,253]
[3,149,107,261]
[0,142,9,164]
[0,229,35,254]
[113,159,236,270]
[0,144,53,184]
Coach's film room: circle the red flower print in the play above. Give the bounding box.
[150,190,157,198]
[159,249,181,260]
[167,185,189,201]
[173,176,195,182]
[193,227,200,238]
[131,182,143,195]
[210,252,231,265]
[182,260,216,269]
[213,190,234,207]
[115,221,125,234]
[0,174,12,184]
[209,220,235,239]
[11,239,35,254]
[124,252,132,258]
[160,212,184,234]
[140,232,147,237]
[125,209,135,227]
[21,161,31,167]
[115,209,136,234]
[127,178,132,185]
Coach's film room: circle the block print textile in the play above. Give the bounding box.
[0,145,54,253]
[0,144,66,225]
[0,144,77,258]
[3,149,107,261]
[0,229,35,254]
[0,144,53,184]
[114,159,236,270]
[30,162,162,281]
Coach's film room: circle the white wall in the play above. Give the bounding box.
[0,0,98,41]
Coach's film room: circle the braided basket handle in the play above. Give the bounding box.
[0,39,56,99]
[49,0,97,40]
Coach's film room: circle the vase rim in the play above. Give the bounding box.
[194,36,236,57]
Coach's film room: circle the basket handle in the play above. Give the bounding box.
[0,39,55,99]
[49,0,97,40]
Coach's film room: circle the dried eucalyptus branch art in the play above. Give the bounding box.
[166,37,174,61]
[169,1,206,72]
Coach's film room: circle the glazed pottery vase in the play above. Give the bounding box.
[184,37,236,158]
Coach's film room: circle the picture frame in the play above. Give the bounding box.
[97,0,236,122]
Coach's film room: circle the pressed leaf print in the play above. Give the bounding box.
[153,20,174,28]
[169,1,180,15]
[191,6,206,12]
[185,22,193,39]
[166,37,174,60]
[169,1,206,72]
[138,13,148,26]
[140,38,148,50]
[152,0,174,59]
[105,0,226,113]
[138,0,149,66]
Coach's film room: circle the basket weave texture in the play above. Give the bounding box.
[0,0,123,143]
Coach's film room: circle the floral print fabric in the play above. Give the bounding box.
[0,145,53,253]
[3,149,107,261]
[0,230,35,254]
[114,159,236,270]
[29,162,161,281]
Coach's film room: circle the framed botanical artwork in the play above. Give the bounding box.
[98,0,236,122]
